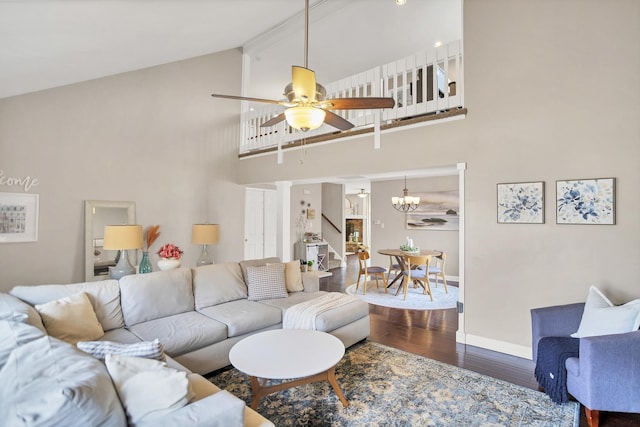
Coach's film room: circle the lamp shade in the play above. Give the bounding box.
[192,224,219,244]
[284,106,326,131]
[103,225,143,250]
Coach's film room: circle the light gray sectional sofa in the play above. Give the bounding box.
[0,257,370,427]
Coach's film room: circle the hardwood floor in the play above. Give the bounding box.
[322,254,640,427]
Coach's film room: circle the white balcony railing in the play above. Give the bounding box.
[239,40,463,155]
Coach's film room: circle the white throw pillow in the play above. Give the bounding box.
[105,354,190,425]
[572,286,640,338]
[77,338,165,361]
[245,263,288,301]
[35,292,104,344]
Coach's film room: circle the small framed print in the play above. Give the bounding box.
[306,209,316,220]
[497,182,544,224]
[0,192,39,243]
[556,178,615,225]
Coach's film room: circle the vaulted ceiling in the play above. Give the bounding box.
[0,0,461,100]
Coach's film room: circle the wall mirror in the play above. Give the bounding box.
[84,200,136,281]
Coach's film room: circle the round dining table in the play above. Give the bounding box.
[377,248,442,290]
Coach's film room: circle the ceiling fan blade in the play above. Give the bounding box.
[291,66,317,102]
[324,111,354,131]
[211,93,283,105]
[260,112,287,128]
[325,97,395,110]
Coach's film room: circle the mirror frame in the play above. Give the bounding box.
[84,200,136,281]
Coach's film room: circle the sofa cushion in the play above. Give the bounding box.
[0,319,45,370]
[35,292,105,344]
[101,327,145,344]
[267,260,304,293]
[572,286,640,338]
[120,268,194,326]
[192,262,247,310]
[258,290,328,311]
[78,338,165,361]
[105,354,190,425]
[198,300,282,337]
[10,280,124,331]
[127,311,227,356]
[0,335,126,427]
[0,292,46,332]
[245,263,288,301]
[239,257,281,283]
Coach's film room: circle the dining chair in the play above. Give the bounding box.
[428,251,448,294]
[356,251,387,295]
[401,255,433,301]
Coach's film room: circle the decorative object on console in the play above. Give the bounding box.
[391,176,420,212]
[139,225,160,274]
[103,224,143,280]
[497,181,544,224]
[192,224,219,266]
[156,243,183,271]
[556,178,615,225]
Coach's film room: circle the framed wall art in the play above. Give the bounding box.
[0,192,39,243]
[556,178,615,225]
[497,181,544,224]
[406,190,459,231]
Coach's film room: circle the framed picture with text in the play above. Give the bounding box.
[0,192,39,243]
[556,178,615,225]
[497,181,544,224]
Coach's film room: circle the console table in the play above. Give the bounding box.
[294,241,329,271]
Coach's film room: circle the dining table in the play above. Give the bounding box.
[377,248,442,292]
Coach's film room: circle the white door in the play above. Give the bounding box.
[244,188,277,260]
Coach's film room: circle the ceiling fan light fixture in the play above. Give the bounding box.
[285,106,326,131]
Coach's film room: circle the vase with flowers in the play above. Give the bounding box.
[157,243,183,271]
[139,225,160,274]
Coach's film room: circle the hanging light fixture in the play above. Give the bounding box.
[357,189,367,198]
[391,177,420,212]
[284,106,326,131]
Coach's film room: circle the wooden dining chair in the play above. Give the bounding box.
[356,251,387,295]
[400,255,433,301]
[428,251,448,294]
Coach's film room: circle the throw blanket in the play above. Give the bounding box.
[283,293,360,330]
[534,336,580,404]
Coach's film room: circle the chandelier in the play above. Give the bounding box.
[391,177,420,212]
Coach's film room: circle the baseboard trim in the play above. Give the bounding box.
[460,333,532,360]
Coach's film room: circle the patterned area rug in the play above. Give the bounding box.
[208,341,579,427]
[345,280,459,310]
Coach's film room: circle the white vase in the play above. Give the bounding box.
[157,258,181,271]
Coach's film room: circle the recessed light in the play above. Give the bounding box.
[434,41,442,48]
[395,0,407,5]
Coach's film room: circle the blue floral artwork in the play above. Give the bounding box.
[497,182,544,224]
[556,178,615,224]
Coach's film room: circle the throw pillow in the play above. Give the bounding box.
[77,338,165,361]
[35,292,104,344]
[572,286,640,338]
[245,263,288,301]
[105,354,190,424]
[267,260,304,293]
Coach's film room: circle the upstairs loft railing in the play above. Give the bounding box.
[239,40,463,155]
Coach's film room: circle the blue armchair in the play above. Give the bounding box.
[531,303,640,427]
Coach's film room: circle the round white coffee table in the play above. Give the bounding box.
[229,329,348,409]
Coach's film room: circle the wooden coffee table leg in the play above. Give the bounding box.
[248,367,349,409]
[327,367,349,408]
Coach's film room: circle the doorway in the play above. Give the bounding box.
[244,188,277,260]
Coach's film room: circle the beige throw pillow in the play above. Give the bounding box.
[285,260,304,292]
[35,292,104,344]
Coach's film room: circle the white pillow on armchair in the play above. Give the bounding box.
[572,286,640,338]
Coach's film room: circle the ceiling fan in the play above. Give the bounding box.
[211,0,395,132]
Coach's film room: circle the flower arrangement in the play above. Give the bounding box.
[157,243,183,260]
[144,225,160,252]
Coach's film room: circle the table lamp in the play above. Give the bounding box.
[192,224,219,266]
[103,225,143,280]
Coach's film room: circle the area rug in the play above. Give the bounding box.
[208,341,579,427]
[345,279,459,310]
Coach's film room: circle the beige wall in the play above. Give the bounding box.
[236,0,640,354]
[1,0,638,356]
[0,49,246,291]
